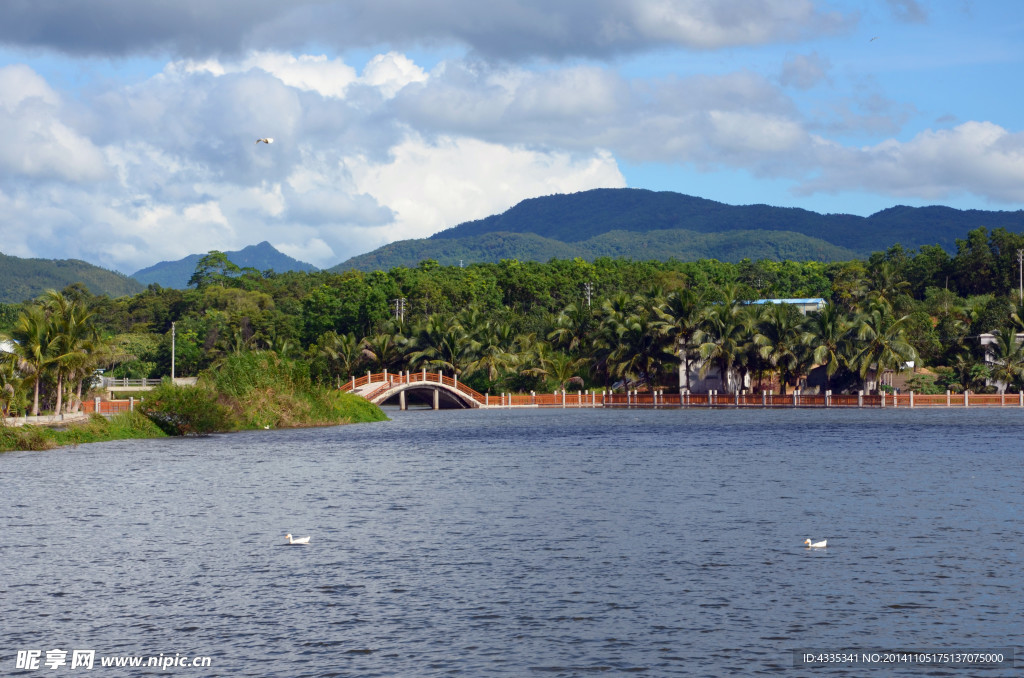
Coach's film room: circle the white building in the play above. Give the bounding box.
[977,331,1024,393]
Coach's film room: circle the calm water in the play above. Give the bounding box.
[1,408,1021,676]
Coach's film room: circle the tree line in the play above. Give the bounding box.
[4,226,1024,416]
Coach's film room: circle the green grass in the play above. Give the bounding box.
[2,353,388,452]
[202,352,389,430]
[1,412,168,452]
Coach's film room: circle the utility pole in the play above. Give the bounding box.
[583,282,593,308]
[391,297,406,323]
[1017,249,1023,302]
[171,321,176,380]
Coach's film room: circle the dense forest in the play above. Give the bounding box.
[4,226,1024,417]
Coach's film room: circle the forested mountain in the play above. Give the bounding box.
[338,228,859,272]
[0,252,143,303]
[333,188,1024,272]
[132,241,318,288]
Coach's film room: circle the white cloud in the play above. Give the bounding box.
[0,64,108,182]
[801,122,1024,202]
[361,52,428,98]
[349,135,625,243]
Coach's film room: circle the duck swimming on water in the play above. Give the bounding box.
[804,538,827,548]
[285,534,311,545]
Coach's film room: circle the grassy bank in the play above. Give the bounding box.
[1,411,168,452]
[140,352,388,435]
[2,352,388,451]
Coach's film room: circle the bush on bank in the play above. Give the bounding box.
[203,352,388,430]
[139,381,235,436]
[140,352,388,435]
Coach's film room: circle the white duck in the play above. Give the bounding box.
[256,137,274,144]
[804,538,827,548]
[285,533,311,545]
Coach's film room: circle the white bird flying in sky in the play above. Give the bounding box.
[256,137,274,144]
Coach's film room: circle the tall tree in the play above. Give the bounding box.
[754,302,807,395]
[986,327,1024,392]
[654,288,706,392]
[44,290,99,414]
[5,305,52,415]
[851,302,919,392]
[803,302,853,393]
[696,285,746,393]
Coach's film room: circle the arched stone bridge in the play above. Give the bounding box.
[341,370,488,410]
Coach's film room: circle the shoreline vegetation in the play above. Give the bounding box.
[1,352,387,452]
[6,233,1024,451]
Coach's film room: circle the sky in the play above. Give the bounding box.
[1,0,1022,275]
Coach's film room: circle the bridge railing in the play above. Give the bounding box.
[340,373,1024,409]
[344,371,489,406]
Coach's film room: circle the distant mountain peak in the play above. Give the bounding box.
[131,242,318,289]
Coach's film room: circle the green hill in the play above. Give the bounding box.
[0,252,144,303]
[336,228,859,272]
[333,188,1017,272]
[131,241,319,288]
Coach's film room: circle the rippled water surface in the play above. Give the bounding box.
[2,408,1022,676]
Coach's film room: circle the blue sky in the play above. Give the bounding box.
[1,0,1022,274]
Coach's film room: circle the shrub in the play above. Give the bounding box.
[140,381,235,436]
[903,373,944,395]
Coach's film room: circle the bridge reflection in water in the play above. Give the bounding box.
[340,371,1024,410]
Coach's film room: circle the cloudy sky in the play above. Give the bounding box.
[1,0,1022,274]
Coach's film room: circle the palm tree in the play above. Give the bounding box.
[754,303,807,395]
[0,357,28,417]
[866,260,912,310]
[948,350,990,393]
[311,331,362,386]
[654,288,706,392]
[851,301,919,392]
[515,332,557,385]
[6,305,53,415]
[463,321,518,385]
[695,286,746,393]
[44,291,99,414]
[548,352,588,391]
[547,302,594,356]
[987,327,1024,392]
[360,332,405,373]
[803,302,853,393]
[607,311,675,389]
[406,315,471,375]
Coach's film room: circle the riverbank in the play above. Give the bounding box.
[0,411,168,452]
[1,356,389,452]
[0,389,388,452]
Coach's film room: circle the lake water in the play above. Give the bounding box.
[1,407,1021,676]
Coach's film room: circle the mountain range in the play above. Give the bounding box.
[4,189,1024,302]
[130,241,319,289]
[333,188,1024,271]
